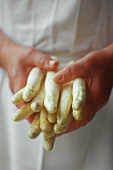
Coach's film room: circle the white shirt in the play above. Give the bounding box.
[0,0,113,170]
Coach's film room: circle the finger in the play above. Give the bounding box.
[53,60,84,84]
[26,50,59,71]
[27,113,36,124]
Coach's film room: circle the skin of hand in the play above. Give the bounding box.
[0,32,59,123]
[53,44,113,134]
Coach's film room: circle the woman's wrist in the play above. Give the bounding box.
[0,32,25,75]
[0,32,18,69]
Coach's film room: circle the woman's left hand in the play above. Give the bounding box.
[53,44,113,134]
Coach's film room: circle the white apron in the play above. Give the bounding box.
[0,0,113,170]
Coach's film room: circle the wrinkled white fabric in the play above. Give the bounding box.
[0,0,113,170]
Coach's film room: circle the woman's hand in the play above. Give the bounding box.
[0,32,59,123]
[53,44,113,134]
[0,32,59,94]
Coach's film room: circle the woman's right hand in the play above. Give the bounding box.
[0,32,59,123]
[0,33,59,94]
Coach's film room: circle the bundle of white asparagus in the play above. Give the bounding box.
[12,60,87,151]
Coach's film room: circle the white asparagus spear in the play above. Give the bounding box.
[43,125,55,138]
[48,112,57,123]
[72,78,87,120]
[12,88,24,104]
[40,108,53,133]
[57,81,73,125]
[54,111,73,134]
[12,102,33,121]
[44,71,60,114]
[43,135,56,151]
[31,80,45,112]
[23,67,45,102]
[28,113,41,139]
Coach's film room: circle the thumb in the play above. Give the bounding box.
[53,60,84,84]
[26,50,59,71]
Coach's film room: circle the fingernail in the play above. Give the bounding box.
[49,60,57,66]
[51,56,59,62]
[53,72,63,82]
